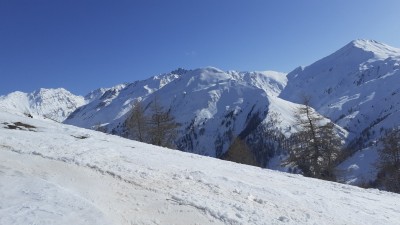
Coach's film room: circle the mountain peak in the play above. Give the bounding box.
[288,40,400,79]
[0,88,85,122]
[33,87,68,96]
[346,39,400,59]
[350,39,380,46]
[170,68,190,76]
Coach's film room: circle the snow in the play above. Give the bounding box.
[0,88,85,122]
[64,67,291,157]
[1,110,400,225]
[1,150,111,225]
[337,147,379,185]
[352,39,400,60]
[64,71,182,129]
[280,39,400,183]
[2,40,400,211]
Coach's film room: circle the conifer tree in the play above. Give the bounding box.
[148,96,179,148]
[286,97,342,180]
[126,99,148,142]
[222,137,260,167]
[377,127,400,193]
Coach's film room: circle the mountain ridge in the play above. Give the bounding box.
[280,39,400,184]
[0,88,85,122]
[64,67,295,161]
[1,39,399,187]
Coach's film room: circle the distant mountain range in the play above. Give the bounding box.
[0,88,85,122]
[2,39,399,186]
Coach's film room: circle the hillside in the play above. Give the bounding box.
[2,39,400,188]
[280,39,400,184]
[280,39,400,138]
[0,88,85,122]
[64,67,301,165]
[1,110,399,225]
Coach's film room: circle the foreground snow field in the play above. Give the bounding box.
[1,111,399,225]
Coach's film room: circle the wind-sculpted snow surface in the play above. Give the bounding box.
[1,111,399,225]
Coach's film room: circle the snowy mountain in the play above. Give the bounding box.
[0,88,85,122]
[2,39,399,187]
[65,70,182,128]
[65,67,301,166]
[1,110,399,225]
[280,39,400,135]
[280,39,400,184]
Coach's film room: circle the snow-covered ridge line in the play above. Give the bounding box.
[1,110,400,225]
[64,67,290,161]
[351,39,400,59]
[2,39,400,187]
[280,39,400,185]
[0,88,85,122]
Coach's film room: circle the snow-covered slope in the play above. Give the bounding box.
[1,110,399,225]
[3,39,399,187]
[65,70,182,128]
[280,39,400,136]
[280,39,400,184]
[0,88,85,122]
[65,67,297,163]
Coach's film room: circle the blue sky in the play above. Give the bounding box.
[1,0,399,96]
